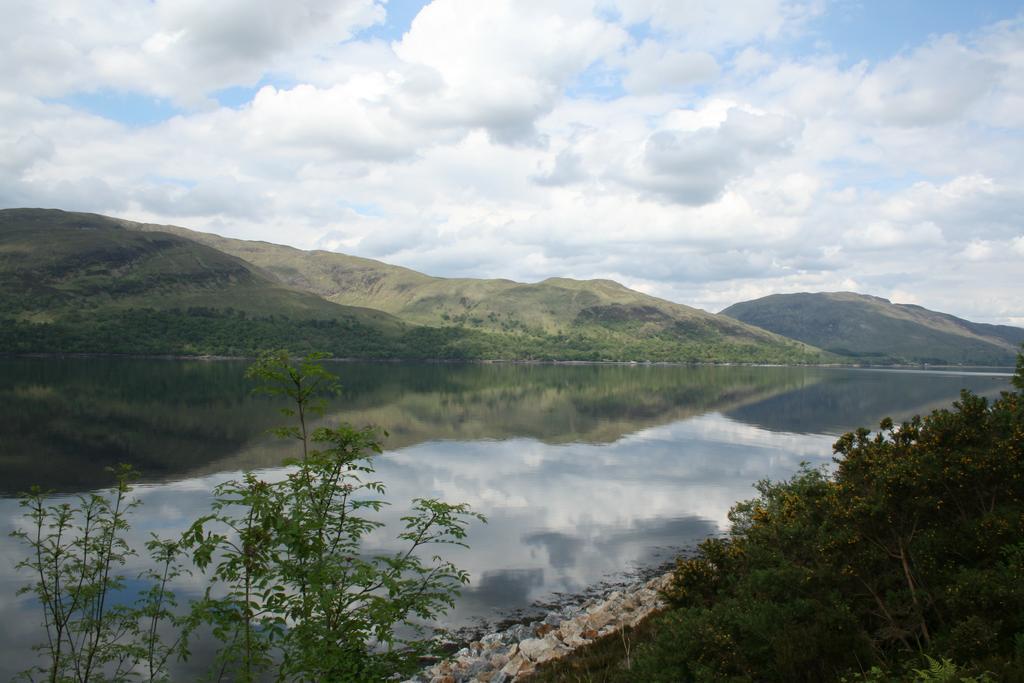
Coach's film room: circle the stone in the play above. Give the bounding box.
[481,632,504,646]
[517,637,547,661]
[562,633,589,648]
[500,653,532,677]
[583,605,615,631]
[519,633,570,664]
[558,617,584,641]
[465,659,489,679]
[562,604,582,618]
[407,572,679,683]
[503,624,530,643]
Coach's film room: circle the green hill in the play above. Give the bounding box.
[0,208,827,363]
[122,218,826,363]
[721,291,1023,365]
[0,208,402,327]
[0,208,414,356]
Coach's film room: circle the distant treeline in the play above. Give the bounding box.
[0,307,820,364]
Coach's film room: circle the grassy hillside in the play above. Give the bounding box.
[123,217,827,363]
[0,208,428,357]
[721,291,1023,365]
[0,208,827,362]
[0,208,402,329]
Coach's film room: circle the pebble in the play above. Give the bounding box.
[405,572,672,682]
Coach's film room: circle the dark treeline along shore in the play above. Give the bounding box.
[3,208,1021,365]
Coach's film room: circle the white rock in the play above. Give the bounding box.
[517,637,548,661]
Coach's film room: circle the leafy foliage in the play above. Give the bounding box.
[555,346,1024,681]
[0,307,824,364]
[13,352,484,681]
[11,465,191,682]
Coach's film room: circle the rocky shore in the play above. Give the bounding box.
[404,572,673,683]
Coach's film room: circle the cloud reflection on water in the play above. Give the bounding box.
[0,360,1012,678]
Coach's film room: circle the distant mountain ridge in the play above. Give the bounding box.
[721,291,1023,365]
[123,218,798,342]
[117,213,824,361]
[0,208,404,327]
[0,208,824,363]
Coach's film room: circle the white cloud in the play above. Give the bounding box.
[842,220,944,250]
[0,0,1021,325]
[392,0,626,143]
[618,41,719,94]
[962,240,994,262]
[857,35,1002,127]
[607,0,820,50]
[0,0,386,106]
[625,106,801,205]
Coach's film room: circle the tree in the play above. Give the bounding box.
[185,351,485,681]
[12,465,191,682]
[14,351,484,682]
[642,346,1024,681]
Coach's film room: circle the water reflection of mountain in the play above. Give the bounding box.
[0,359,809,493]
[723,368,1011,436]
[0,358,1011,494]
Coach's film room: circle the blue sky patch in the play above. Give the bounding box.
[49,90,182,127]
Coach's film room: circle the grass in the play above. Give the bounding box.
[0,208,408,334]
[121,213,829,356]
[524,611,668,683]
[0,208,830,363]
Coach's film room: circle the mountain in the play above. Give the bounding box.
[122,217,826,363]
[0,208,414,356]
[720,292,1024,365]
[0,208,826,363]
[0,208,402,326]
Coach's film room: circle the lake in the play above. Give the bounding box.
[0,358,1013,678]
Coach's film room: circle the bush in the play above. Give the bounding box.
[13,351,484,682]
[630,347,1024,681]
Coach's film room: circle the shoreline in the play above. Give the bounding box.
[408,561,681,683]
[1,352,1014,372]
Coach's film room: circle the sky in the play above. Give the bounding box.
[1,0,1022,324]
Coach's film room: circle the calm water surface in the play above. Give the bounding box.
[0,358,1013,677]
